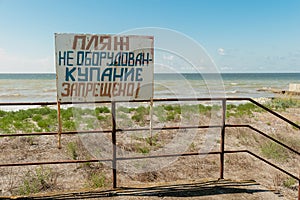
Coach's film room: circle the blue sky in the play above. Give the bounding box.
[0,0,300,73]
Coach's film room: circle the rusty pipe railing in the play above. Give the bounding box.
[226,124,300,156]
[0,97,299,199]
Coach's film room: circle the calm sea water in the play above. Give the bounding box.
[0,73,299,104]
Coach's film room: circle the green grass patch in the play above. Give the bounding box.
[118,106,135,113]
[283,177,297,188]
[198,104,212,115]
[97,115,107,121]
[67,142,78,160]
[131,106,150,124]
[95,106,110,114]
[61,108,73,120]
[87,172,106,188]
[18,167,57,195]
[136,145,150,154]
[145,134,159,146]
[260,141,289,162]
[2,99,298,134]
[153,106,166,122]
[163,105,174,111]
[63,120,76,131]
[265,98,300,111]
[226,103,263,117]
[0,107,60,133]
[32,114,42,122]
[181,104,198,113]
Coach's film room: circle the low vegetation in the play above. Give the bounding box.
[0,97,299,197]
[265,97,300,111]
[18,167,57,195]
[0,98,299,134]
[67,142,78,160]
[260,141,289,161]
[86,172,107,189]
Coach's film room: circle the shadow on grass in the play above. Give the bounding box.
[1,179,274,199]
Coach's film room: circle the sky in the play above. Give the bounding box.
[0,0,300,73]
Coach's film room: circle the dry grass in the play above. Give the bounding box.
[0,100,299,199]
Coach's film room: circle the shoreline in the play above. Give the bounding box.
[0,97,275,112]
[0,95,292,112]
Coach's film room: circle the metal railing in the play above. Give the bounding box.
[0,97,299,199]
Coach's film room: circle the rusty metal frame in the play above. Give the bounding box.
[0,98,299,199]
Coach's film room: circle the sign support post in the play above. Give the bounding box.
[57,101,62,149]
[111,101,117,188]
[149,98,154,145]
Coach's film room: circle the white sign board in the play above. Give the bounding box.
[55,33,154,102]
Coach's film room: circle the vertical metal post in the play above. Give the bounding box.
[220,99,226,179]
[298,170,300,200]
[57,101,62,149]
[149,98,154,145]
[111,101,117,188]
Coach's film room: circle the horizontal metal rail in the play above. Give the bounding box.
[0,125,222,137]
[0,97,250,106]
[223,150,300,182]
[0,102,58,106]
[226,124,300,156]
[1,149,298,182]
[248,98,300,130]
[0,151,220,168]
[117,151,221,161]
[118,125,222,132]
[0,150,298,189]
[0,130,111,137]
[245,150,300,181]
[0,158,112,167]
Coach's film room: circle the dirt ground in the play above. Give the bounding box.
[0,106,299,199]
[4,179,287,200]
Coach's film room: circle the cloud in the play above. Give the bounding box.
[0,48,54,73]
[217,48,226,56]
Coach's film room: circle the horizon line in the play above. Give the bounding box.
[1,72,300,74]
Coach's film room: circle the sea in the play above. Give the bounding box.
[0,73,299,106]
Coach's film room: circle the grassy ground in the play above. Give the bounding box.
[0,97,299,199]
